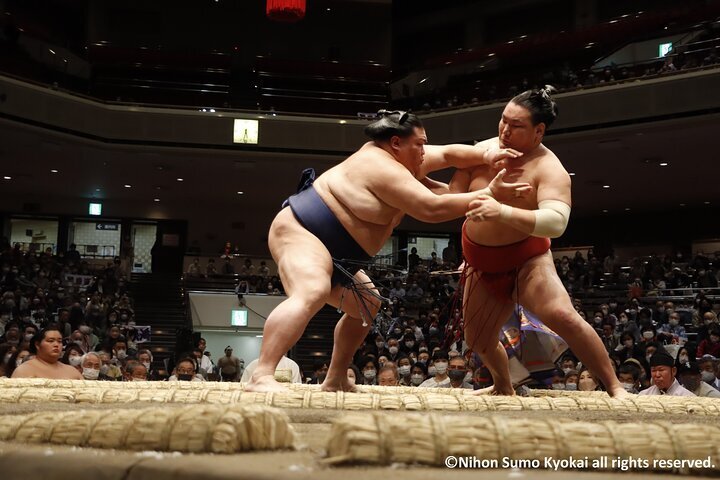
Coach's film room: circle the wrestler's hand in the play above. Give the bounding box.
[466,195,502,222]
[487,168,533,202]
[483,146,523,167]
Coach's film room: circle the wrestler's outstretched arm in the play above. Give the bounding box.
[430,168,534,200]
[420,144,522,177]
[372,163,489,223]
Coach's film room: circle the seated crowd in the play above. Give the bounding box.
[4,239,720,400]
[0,240,151,380]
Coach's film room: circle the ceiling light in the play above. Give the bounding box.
[680,203,686,207]
[624,208,631,211]
[659,162,668,166]
[95,188,101,192]
[176,178,184,182]
[602,209,608,213]
[569,172,576,176]
[602,185,610,189]
[3,176,11,180]
[124,184,132,188]
[48,49,56,55]
[154,198,160,202]
[339,120,347,124]
[50,169,59,173]
[704,201,711,205]
[237,191,244,195]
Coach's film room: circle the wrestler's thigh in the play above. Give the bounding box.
[463,269,514,351]
[269,209,334,296]
[516,251,574,317]
[327,270,381,319]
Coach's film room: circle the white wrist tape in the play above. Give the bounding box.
[532,200,571,238]
[499,204,513,221]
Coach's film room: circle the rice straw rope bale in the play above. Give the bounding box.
[0,404,295,453]
[324,411,720,474]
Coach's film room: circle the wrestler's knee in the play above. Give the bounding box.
[295,279,332,310]
[544,304,581,331]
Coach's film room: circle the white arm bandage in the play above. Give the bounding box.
[532,200,571,238]
[498,199,570,238]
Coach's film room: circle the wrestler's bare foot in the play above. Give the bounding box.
[245,374,290,393]
[321,375,357,393]
[471,384,516,396]
[608,386,631,399]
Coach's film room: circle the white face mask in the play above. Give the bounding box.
[565,383,577,391]
[375,341,385,349]
[142,362,151,370]
[702,371,716,383]
[68,356,82,367]
[679,355,689,363]
[363,369,376,380]
[24,334,33,342]
[398,365,411,376]
[410,374,424,386]
[405,341,414,349]
[642,331,654,339]
[82,367,100,380]
[621,383,635,392]
[562,367,572,375]
[552,383,565,390]
[116,349,127,360]
[388,346,399,355]
[434,361,448,375]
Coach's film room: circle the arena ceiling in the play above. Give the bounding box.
[0,110,718,221]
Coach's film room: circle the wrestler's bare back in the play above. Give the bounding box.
[456,138,570,246]
[312,142,409,254]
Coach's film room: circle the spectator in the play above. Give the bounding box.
[396,356,412,386]
[80,352,102,380]
[698,328,720,358]
[12,327,82,379]
[358,357,379,385]
[447,355,473,389]
[442,239,458,266]
[186,258,202,277]
[677,362,720,398]
[658,311,688,344]
[196,338,214,375]
[309,360,329,384]
[600,323,619,353]
[347,363,360,385]
[564,369,579,390]
[137,348,158,380]
[698,357,718,386]
[61,343,85,372]
[5,348,30,378]
[578,368,600,392]
[419,350,450,387]
[617,363,641,394]
[169,357,204,382]
[125,362,148,381]
[217,346,243,381]
[378,364,400,386]
[639,349,694,396]
[410,362,428,386]
[206,258,217,276]
[549,369,566,390]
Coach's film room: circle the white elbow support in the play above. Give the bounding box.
[532,200,571,238]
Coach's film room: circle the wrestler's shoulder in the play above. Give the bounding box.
[534,146,568,173]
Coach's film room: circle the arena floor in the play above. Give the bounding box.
[0,402,718,479]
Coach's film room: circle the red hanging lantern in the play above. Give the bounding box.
[266,0,306,23]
